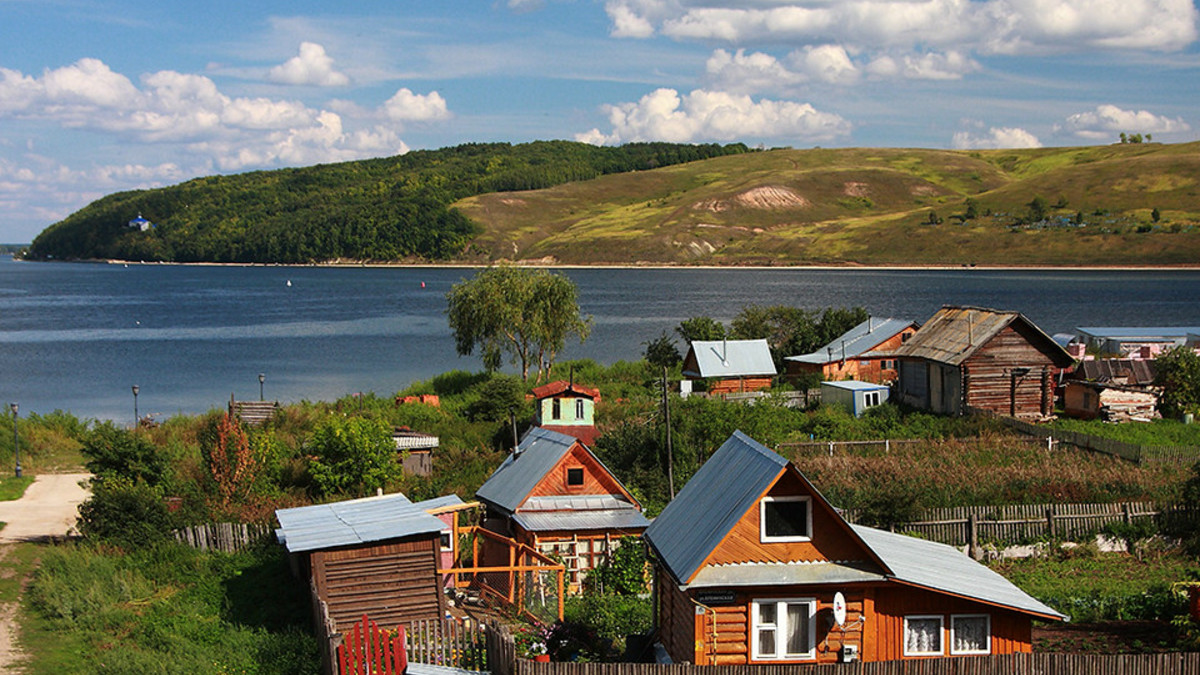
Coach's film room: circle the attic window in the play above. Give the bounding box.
[760,496,811,542]
[551,398,562,420]
[575,398,585,420]
[566,467,585,486]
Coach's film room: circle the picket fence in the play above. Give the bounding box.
[841,501,1159,549]
[172,522,271,552]
[516,653,1200,675]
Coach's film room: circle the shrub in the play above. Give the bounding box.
[77,478,174,549]
[307,415,401,497]
[81,422,169,486]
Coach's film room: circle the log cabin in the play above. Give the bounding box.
[532,380,601,446]
[683,339,777,395]
[475,427,650,592]
[275,492,473,631]
[785,317,919,385]
[891,306,1075,418]
[644,431,1066,666]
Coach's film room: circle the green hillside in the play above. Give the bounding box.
[26,141,749,263]
[26,140,1200,266]
[457,142,1200,266]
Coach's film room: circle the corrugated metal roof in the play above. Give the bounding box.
[644,430,787,584]
[1077,327,1200,340]
[786,318,916,365]
[688,560,885,588]
[821,380,889,392]
[523,495,634,511]
[275,493,447,553]
[413,494,466,511]
[683,339,777,378]
[890,306,1072,367]
[475,427,578,514]
[514,508,651,532]
[1072,359,1157,385]
[851,524,1067,620]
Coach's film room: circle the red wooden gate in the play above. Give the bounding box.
[338,614,408,675]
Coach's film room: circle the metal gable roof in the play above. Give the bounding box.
[475,427,578,514]
[851,524,1067,620]
[891,306,1072,368]
[644,430,787,585]
[274,492,447,553]
[684,339,777,378]
[514,508,651,533]
[786,317,916,365]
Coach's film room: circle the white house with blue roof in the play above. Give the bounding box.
[644,431,1065,666]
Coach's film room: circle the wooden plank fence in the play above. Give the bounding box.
[172,522,271,552]
[841,501,1159,548]
[517,653,1200,675]
[996,415,1200,466]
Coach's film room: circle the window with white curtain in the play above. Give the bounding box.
[903,615,944,656]
[950,615,991,654]
[751,599,815,660]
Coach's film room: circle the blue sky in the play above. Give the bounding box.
[2,0,1199,243]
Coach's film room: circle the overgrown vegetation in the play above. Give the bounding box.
[27,141,749,263]
[1049,417,1200,447]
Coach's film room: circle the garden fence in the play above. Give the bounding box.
[516,653,1200,675]
[172,522,271,552]
[995,416,1200,466]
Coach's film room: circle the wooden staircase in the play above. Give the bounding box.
[228,394,279,426]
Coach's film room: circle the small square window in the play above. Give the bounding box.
[760,496,811,542]
[439,531,452,551]
[904,615,944,656]
[951,615,990,655]
[566,467,584,486]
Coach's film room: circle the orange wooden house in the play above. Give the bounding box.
[644,431,1065,666]
[475,427,650,592]
[683,339,777,395]
[784,317,919,385]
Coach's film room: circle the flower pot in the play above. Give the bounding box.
[534,655,550,663]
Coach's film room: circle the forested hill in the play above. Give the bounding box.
[27,141,751,263]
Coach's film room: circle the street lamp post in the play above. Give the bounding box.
[132,385,140,427]
[10,403,20,479]
[258,373,265,402]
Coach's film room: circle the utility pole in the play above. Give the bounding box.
[663,365,675,499]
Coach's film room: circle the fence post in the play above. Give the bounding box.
[1046,507,1056,539]
[829,441,834,457]
[968,514,980,560]
[1047,435,1053,452]
[885,439,890,454]
[1123,503,1132,525]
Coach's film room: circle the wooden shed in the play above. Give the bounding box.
[275,493,467,631]
[475,427,650,592]
[683,339,777,395]
[644,432,1065,666]
[785,317,919,385]
[890,306,1075,418]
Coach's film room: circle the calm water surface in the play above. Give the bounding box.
[2,256,1198,421]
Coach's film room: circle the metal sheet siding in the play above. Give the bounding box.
[275,493,448,553]
[644,430,786,584]
[474,427,575,513]
[850,524,1066,619]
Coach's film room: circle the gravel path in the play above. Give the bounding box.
[0,473,92,672]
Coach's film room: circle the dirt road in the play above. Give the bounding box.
[0,473,91,672]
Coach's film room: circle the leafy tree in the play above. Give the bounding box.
[1155,346,1200,418]
[77,477,174,549]
[1152,207,1162,223]
[963,198,979,220]
[728,304,868,369]
[80,422,168,487]
[1027,195,1049,222]
[446,266,590,381]
[585,537,649,596]
[643,332,680,369]
[466,374,528,423]
[676,316,726,343]
[307,416,401,497]
[203,413,261,510]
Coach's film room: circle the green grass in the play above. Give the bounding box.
[0,475,34,501]
[455,141,1200,266]
[990,549,1197,623]
[1050,418,1200,447]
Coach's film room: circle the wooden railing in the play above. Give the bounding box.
[442,526,566,622]
[516,653,1200,675]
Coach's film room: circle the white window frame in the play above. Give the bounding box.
[750,598,816,661]
[903,615,945,657]
[575,398,586,420]
[950,614,991,655]
[760,496,813,543]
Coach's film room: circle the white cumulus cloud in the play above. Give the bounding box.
[1057,104,1190,140]
[383,88,452,122]
[267,42,350,87]
[952,126,1043,149]
[575,87,851,145]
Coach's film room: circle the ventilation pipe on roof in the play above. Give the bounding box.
[967,311,974,349]
[722,337,728,367]
[868,317,874,333]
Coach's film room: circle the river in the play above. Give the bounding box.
[2,256,1198,421]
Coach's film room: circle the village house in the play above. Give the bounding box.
[532,379,601,446]
[1074,326,1200,358]
[392,427,439,476]
[682,338,777,396]
[644,431,1065,666]
[890,306,1075,418]
[274,492,475,631]
[475,426,650,592]
[820,380,890,417]
[785,317,919,385]
[1062,359,1160,422]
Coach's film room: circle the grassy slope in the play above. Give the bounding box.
[455,142,1200,266]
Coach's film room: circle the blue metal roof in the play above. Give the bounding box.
[275,492,448,553]
[514,507,651,533]
[644,430,787,584]
[851,524,1067,620]
[475,427,578,514]
[821,380,889,392]
[1076,326,1200,340]
[683,339,777,378]
[786,317,915,364]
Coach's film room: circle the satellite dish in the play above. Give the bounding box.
[832,592,847,628]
